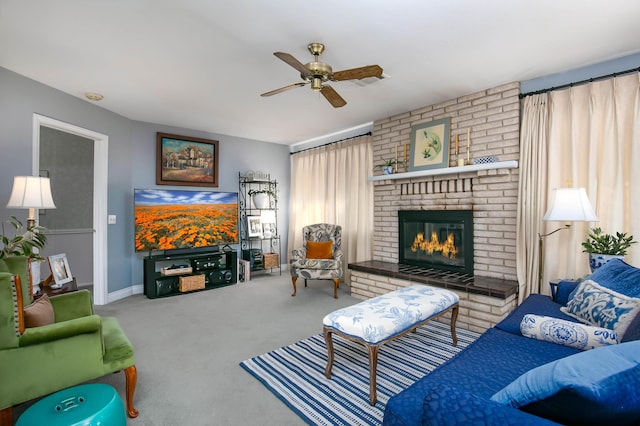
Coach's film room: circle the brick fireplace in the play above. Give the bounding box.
[349,82,522,332]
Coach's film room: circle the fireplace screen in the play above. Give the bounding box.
[398,210,473,275]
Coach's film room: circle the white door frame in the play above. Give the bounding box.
[32,114,109,305]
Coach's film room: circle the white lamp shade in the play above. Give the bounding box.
[543,188,598,222]
[6,176,56,209]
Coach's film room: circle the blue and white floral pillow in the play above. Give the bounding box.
[520,314,617,350]
[561,279,640,337]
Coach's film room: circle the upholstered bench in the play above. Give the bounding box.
[323,284,459,405]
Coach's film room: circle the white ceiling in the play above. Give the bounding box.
[1,1,639,146]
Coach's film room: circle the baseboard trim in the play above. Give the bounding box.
[107,284,144,304]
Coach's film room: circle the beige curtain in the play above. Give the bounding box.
[517,73,640,300]
[516,93,549,301]
[288,135,374,283]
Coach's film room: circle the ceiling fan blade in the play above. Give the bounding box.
[260,82,307,97]
[320,85,347,108]
[273,52,311,77]
[332,65,383,81]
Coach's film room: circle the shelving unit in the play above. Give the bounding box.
[368,160,518,182]
[238,172,281,275]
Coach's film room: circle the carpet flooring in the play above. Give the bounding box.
[240,320,480,426]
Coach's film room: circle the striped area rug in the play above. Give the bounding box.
[240,320,480,425]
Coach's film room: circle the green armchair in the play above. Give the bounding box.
[0,256,138,424]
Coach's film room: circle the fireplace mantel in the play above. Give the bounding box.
[368,160,518,182]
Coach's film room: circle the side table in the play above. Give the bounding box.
[34,277,78,299]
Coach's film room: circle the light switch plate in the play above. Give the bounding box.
[108,215,117,225]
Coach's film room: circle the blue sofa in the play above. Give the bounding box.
[383,259,640,425]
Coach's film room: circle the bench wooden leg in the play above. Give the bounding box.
[450,304,459,346]
[291,276,297,297]
[323,327,334,379]
[367,344,379,406]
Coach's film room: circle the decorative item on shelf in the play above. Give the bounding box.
[408,118,451,172]
[160,264,193,276]
[538,187,598,291]
[261,210,276,239]
[247,216,263,238]
[248,188,277,209]
[466,128,471,166]
[263,252,279,269]
[581,227,636,272]
[178,274,205,292]
[473,156,499,165]
[454,134,465,167]
[245,170,270,182]
[374,159,403,175]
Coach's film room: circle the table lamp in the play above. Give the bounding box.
[6,176,56,227]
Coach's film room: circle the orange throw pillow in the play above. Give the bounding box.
[307,241,333,259]
[24,294,55,328]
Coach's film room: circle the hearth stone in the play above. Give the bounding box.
[348,261,519,332]
[349,261,517,299]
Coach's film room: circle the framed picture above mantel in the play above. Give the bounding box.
[156,132,219,187]
[408,118,451,172]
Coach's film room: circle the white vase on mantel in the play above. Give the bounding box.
[252,193,270,209]
[588,253,624,273]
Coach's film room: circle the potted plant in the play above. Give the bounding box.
[374,159,403,175]
[581,227,637,271]
[0,216,48,261]
[248,188,277,209]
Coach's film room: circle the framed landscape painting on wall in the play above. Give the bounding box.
[408,118,451,171]
[157,132,219,187]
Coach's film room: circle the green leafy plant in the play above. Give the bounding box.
[0,216,48,261]
[374,159,404,170]
[248,187,278,202]
[581,227,636,256]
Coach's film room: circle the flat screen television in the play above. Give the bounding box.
[134,189,238,253]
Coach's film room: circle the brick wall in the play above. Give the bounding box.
[371,82,521,281]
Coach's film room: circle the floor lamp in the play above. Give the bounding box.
[6,176,57,295]
[538,188,598,292]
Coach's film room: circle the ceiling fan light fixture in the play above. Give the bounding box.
[311,77,323,91]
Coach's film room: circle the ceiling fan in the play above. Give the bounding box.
[260,42,383,108]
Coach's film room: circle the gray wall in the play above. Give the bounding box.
[0,66,290,294]
[521,52,640,93]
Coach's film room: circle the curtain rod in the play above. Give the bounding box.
[290,132,372,155]
[519,66,640,99]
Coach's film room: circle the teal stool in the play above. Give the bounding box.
[16,384,125,426]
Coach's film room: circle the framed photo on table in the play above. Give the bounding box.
[48,254,73,288]
[156,132,219,187]
[408,117,451,171]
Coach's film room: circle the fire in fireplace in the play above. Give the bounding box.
[398,210,474,275]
